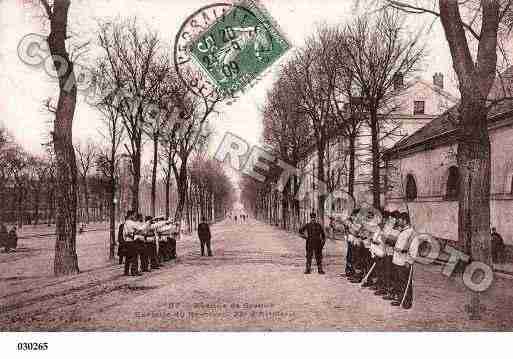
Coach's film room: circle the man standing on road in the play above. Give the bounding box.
[299,212,326,274]
[491,227,505,263]
[0,222,7,252]
[197,217,213,257]
[118,216,126,265]
[123,210,143,276]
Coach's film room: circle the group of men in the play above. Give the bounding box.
[229,214,247,223]
[0,223,18,253]
[118,210,179,276]
[333,209,416,310]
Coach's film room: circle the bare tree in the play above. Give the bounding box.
[39,0,80,275]
[170,78,220,222]
[94,79,126,258]
[97,17,167,213]
[364,0,513,320]
[141,67,180,218]
[262,76,311,229]
[75,140,97,224]
[339,10,426,208]
[280,26,342,225]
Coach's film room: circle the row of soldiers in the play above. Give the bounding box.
[118,210,180,276]
[333,209,417,309]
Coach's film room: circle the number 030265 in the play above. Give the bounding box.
[17,342,48,351]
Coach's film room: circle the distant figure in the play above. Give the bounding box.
[491,227,505,263]
[6,226,18,252]
[117,218,126,265]
[197,217,212,257]
[0,222,7,252]
[299,212,326,274]
[234,215,238,223]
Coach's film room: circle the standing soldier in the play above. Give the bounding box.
[123,210,142,276]
[142,216,160,271]
[299,212,326,274]
[391,212,415,309]
[347,209,365,283]
[118,216,126,265]
[0,222,7,252]
[197,216,213,256]
[340,209,359,279]
[168,222,180,260]
[369,212,388,295]
[157,218,175,262]
[381,211,402,300]
[7,226,18,252]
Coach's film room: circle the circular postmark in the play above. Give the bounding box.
[174,1,290,101]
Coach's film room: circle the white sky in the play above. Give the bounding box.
[0,0,456,163]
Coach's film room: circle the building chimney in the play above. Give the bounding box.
[393,73,404,90]
[433,72,444,89]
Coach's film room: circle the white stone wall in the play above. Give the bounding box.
[386,123,513,245]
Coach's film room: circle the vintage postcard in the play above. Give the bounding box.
[1,0,512,356]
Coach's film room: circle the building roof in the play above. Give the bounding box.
[385,67,513,157]
[300,75,458,161]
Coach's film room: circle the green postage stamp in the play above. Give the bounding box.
[184,1,290,97]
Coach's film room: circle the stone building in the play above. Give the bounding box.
[297,73,458,222]
[383,68,513,248]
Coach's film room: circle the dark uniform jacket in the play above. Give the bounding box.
[7,230,17,249]
[300,221,326,244]
[197,222,211,240]
[0,224,7,248]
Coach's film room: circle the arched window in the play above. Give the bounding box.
[446,166,460,201]
[405,174,417,202]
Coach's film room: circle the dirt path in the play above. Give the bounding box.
[1,219,513,331]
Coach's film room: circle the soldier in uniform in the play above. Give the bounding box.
[142,216,160,271]
[158,218,175,262]
[0,222,8,252]
[168,222,180,260]
[369,212,388,295]
[390,212,415,308]
[123,210,143,276]
[117,216,126,265]
[197,217,212,257]
[341,209,358,280]
[381,211,402,300]
[347,210,365,283]
[299,212,326,274]
[5,226,18,252]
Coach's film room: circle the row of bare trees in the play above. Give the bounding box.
[242,9,425,229]
[17,1,234,275]
[0,128,118,228]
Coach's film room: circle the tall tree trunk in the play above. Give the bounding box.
[282,181,290,229]
[0,183,4,222]
[130,143,141,213]
[150,137,158,217]
[457,99,491,262]
[317,142,326,226]
[173,161,188,222]
[109,181,116,259]
[370,111,381,208]
[34,187,40,225]
[165,170,171,218]
[437,0,498,319]
[348,134,356,198]
[46,0,79,276]
[83,178,89,224]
